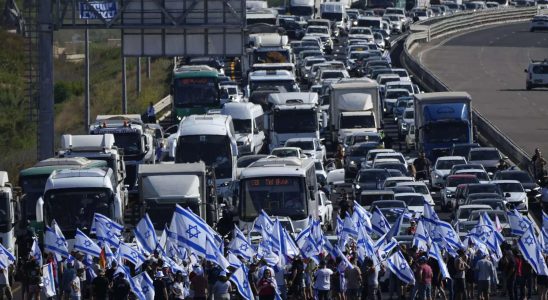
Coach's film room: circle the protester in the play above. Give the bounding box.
[190,265,208,300]
[345,256,362,300]
[91,269,109,300]
[453,249,469,300]
[314,260,333,300]
[257,269,277,300]
[211,271,231,300]
[171,271,187,300]
[475,253,495,300]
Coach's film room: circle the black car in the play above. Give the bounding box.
[493,169,540,199]
[449,143,480,158]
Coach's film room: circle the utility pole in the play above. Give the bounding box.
[136,57,141,94]
[84,22,90,131]
[38,0,54,160]
[121,33,127,114]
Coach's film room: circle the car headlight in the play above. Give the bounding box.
[350,161,356,166]
[445,190,454,197]
[434,173,441,179]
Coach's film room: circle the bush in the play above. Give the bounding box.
[54,81,84,104]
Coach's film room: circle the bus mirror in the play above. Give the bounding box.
[309,187,316,200]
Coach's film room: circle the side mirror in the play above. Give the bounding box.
[505,192,511,198]
[253,127,259,134]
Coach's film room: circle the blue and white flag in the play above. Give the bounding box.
[299,236,321,264]
[91,213,123,237]
[428,243,450,279]
[171,205,221,257]
[121,265,146,300]
[134,214,158,255]
[341,212,358,246]
[0,242,15,268]
[335,245,354,269]
[356,226,377,264]
[371,207,390,236]
[322,236,338,258]
[95,219,120,248]
[423,203,440,232]
[434,220,463,250]
[385,212,404,241]
[413,218,431,252]
[42,263,57,297]
[543,211,548,233]
[281,226,300,258]
[227,252,244,269]
[336,216,344,236]
[377,237,398,261]
[229,226,255,261]
[134,271,155,300]
[44,225,69,258]
[206,236,230,271]
[518,227,548,276]
[353,201,372,232]
[386,250,415,284]
[74,229,102,257]
[508,209,532,236]
[230,266,255,300]
[117,242,146,269]
[541,228,548,253]
[31,239,42,266]
[253,210,274,233]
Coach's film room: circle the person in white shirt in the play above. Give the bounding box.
[71,269,83,300]
[314,260,334,300]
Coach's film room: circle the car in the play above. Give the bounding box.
[362,148,396,169]
[493,169,540,200]
[315,160,328,188]
[525,59,548,90]
[405,124,416,152]
[458,209,510,238]
[463,193,506,206]
[383,176,415,189]
[397,108,414,138]
[318,190,333,230]
[236,154,268,177]
[384,89,411,116]
[468,147,504,176]
[441,175,480,211]
[285,138,326,162]
[345,142,382,177]
[449,143,481,158]
[270,147,304,158]
[469,199,507,211]
[355,168,392,192]
[449,163,486,176]
[431,156,468,189]
[300,56,327,81]
[530,15,548,32]
[451,204,492,229]
[375,152,408,167]
[454,169,490,184]
[459,183,504,207]
[388,186,416,194]
[343,132,382,150]
[373,159,409,176]
[491,180,528,213]
[396,181,435,206]
[370,200,407,211]
[393,96,414,121]
[394,193,427,215]
[357,190,396,209]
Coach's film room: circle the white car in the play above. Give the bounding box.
[383,176,415,189]
[431,156,468,189]
[451,204,493,229]
[384,89,411,116]
[405,124,415,151]
[441,174,480,211]
[397,108,414,138]
[394,193,427,215]
[491,180,528,213]
[285,138,326,162]
[270,147,304,159]
[318,190,333,230]
[396,181,435,206]
[362,148,396,169]
[374,152,408,167]
[454,169,490,184]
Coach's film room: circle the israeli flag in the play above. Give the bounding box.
[121,266,146,300]
[336,215,344,236]
[356,226,377,264]
[341,212,359,247]
[134,271,155,300]
[434,220,463,250]
[322,236,338,258]
[335,245,354,269]
[134,214,158,255]
[385,211,404,241]
[543,211,548,233]
[353,201,372,232]
[428,243,450,279]
[508,209,532,236]
[518,226,548,276]
[117,242,146,269]
[386,250,415,284]
[90,213,123,237]
[371,207,390,236]
[30,239,42,266]
[74,229,102,257]
[413,218,431,252]
[423,202,440,232]
[229,226,255,261]
[95,219,120,248]
[230,266,255,300]
[104,244,115,267]
[541,228,548,253]
[42,263,57,297]
[227,251,244,269]
[205,236,230,271]
[377,237,399,261]
[44,225,69,258]
[281,226,300,258]
[299,236,320,264]
[253,210,274,233]
[171,205,220,257]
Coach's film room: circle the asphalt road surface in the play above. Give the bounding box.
[416,22,548,156]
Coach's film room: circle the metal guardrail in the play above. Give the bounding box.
[154,95,171,123]
[401,7,539,169]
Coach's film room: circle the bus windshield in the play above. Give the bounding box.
[176,135,233,179]
[113,132,142,157]
[174,77,219,108]
[241,177,307,221]
[274,110,317,133]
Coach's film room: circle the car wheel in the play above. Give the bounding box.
[526,82,532,90]
[530,28,535,32]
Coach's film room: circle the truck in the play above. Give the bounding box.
[413,92,473,161]
[36,167,125,239]
[320,2,347,31]
[244,26,293,77]
[138,163,218,229]
[290,0,315,19]
[328,79,381,145]
[90,114,155,195]
[266,92,321,151]
[58,134,128,207]
[0,172,18,267]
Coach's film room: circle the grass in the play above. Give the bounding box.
[0,27,172,183]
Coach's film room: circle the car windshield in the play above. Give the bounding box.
[232,119,252,134]
[497,183,524,193]
[497,172,533,183]
[350,52,369,60]
[469,185,500,194]
[403,110,414,119]
[286,141,314,150]
[386,90,410,98]
[306,59,325,66]
[395,195,425,206]
[447,177,479,187]
[111,132,142,157]
[322,71,345,79]
[174,77,219,107]
[250,80,296,93]
[468,211,508,222]
[472,200,505,210]
[272,149,299,157]
[437,159,466,170]
[176,135,232,179]
[307,27,328,34]
[350,28,372,35]
[470,150,500,161]
[458,207,477,219]
[353,134,380,144]
[348,144,377,156]
[358,194,394,206]
[397,100,410,108]
[358,170,389,183]
[409,185,429,195]
[340,115,376,129]
[376,163,406,174]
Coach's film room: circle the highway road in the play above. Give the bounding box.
[416,22,548,156]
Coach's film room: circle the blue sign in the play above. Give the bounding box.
[79,1,118,20]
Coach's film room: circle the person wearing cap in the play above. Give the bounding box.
[91,268,109,300]
[416,256,433,300]
[154,270,169,300]
[211,270,231,300]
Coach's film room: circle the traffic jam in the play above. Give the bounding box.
[5,4,548,300]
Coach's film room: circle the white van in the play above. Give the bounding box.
[221,102,266,155]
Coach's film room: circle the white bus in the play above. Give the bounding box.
[238,156,318,231]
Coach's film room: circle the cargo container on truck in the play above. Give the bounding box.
[414,92,473,161]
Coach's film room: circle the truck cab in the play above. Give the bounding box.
[221,102,266,155]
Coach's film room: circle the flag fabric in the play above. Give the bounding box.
[117,242,146,269]
[541,228,548,253]
[229,226,256,261]
[205,236,230,271]
[121,266,146,300]
[371,207,390,236]
[227,252,244,269]
[494,214,503,233]
[95,219,121,247]
[91,213,123,237]
[386,250,415,284]
[99,247,107,270]
[385,212,404,241]
[230,266,255,300]
[340,212,358,247]
[253,210,275,233]
[508,209,532,236]
[336,216,344,236]
[170,205,220,257]
[299,236,321,264]
[518,227,548,276]
[322,236,338,258]
[434,220,463,250]
[428,243,450,279]
[44,225,69,258]
[543,211,548,233]
[134,271,155,300]
[74,229,102,257]
[356,226,377,264]
[41,263,56,297]
[423,203,440,233]
[353,201,372,232]
[134,214,158,255]
[413,218,431,252]
[334,245,354,269]
[377,237,398,261]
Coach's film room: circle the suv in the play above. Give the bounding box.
[530,15,548,32]
[525,59,548,90]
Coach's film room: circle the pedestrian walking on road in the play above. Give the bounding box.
[314,260,333,300]
[453,249,469,300]
[147,102,156,123]
[475,253,495,300]
[532,148,547,182]
[417,256,433,300]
